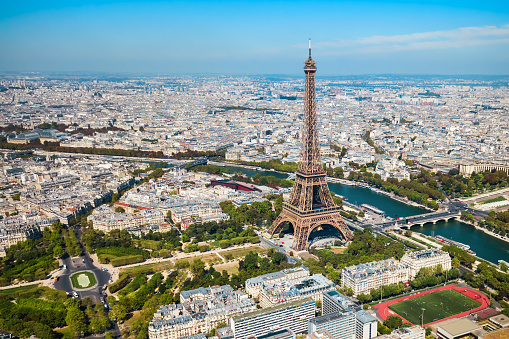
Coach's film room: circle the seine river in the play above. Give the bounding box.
[219,164,509,264]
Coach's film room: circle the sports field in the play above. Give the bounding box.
[388,289,481,325]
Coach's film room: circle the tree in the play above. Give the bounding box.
[190,258,205,277]
[181,234,190,242]
[244,251,259,270]
[66,306,87,337]
[115,206,125,213]
[452,257,460,269]
[224,253,233,261]
[53,244,65,258]
[271,251,287,265]
[384,315,403,329]
[105,333,114,339]
[501,262,508,273]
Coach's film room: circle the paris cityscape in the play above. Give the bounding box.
[1,1,509,339]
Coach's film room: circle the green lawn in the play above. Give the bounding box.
[480,196,506,204]
[0,284,38,294]
[388,289,481,325]
[70,271,97,289]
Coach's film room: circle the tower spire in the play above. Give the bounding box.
[309,38,311,58]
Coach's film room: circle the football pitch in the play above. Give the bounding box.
[388,289,481,325]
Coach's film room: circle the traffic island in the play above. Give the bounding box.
[70,271,98,290]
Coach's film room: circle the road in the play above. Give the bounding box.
[54,252,111,303]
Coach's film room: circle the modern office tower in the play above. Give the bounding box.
[268,40,352,251]
[354,311,377,339]
[230,298,315,339]
[341,259,409,296]
[322,290,361,315]
[400,249,452,279]
[148,285,255,339]
[245,266,310,298]
[308,312,356,339]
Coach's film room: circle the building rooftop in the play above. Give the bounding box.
[438,318,481,336]
[232,297,313,321]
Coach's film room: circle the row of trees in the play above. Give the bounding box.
[0,286,112,338]
[438,168,508,197]
[480,210,509,235]
[0,222,76,285]
[348,170,442,210]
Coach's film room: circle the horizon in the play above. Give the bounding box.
[1,1,509,75]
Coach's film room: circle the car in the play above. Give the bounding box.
[82,259,85,263]
[54,277,59,282]
[63,265,67,270]
[89,258,93,262]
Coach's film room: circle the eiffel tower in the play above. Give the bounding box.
[268,40,353,251]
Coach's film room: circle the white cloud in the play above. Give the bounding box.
[301,25,509,55]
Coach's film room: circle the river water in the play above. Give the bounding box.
[218,165,509,264]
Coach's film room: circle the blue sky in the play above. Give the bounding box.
[1,0,509,74]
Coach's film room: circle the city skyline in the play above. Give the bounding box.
[1,0,509,74]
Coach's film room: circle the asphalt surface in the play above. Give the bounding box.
[54,252,111,302]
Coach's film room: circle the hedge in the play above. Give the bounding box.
[110,255,144,267]
[109,274,131,293]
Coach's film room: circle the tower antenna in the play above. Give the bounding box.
[309,38,311,58]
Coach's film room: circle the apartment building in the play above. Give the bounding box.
[341,259,409,296]
[400,249,452,279]
[148,285,255,339]
[245,266,310,298]
[90,209,165,232]
[259,274,336,308]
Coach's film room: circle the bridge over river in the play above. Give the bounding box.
[368,210,461,230]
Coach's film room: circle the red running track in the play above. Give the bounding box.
[372,284,489,327]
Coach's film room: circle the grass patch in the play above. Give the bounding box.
[70,271,97,289]
[212,262,239,275]
[481,196,507,204]
[0,284,39,294]
[222,246,266,259]
[331,248,347,254]
[121,259,173,276]
[388,289,481,324]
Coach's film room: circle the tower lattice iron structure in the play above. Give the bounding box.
[268,40,353,251]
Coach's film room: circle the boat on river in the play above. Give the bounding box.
[434,235,476,255]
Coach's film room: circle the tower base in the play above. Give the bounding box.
[269,203,353,251]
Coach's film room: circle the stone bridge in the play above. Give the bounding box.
[370,211,461,230]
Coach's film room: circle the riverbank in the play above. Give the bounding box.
[472,224,509,245]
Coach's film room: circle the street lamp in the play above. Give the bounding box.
[421,308,426,327]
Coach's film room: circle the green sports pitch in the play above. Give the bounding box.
[388,289,481,325]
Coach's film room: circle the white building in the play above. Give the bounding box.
[231,298,315,339]
[148,285,255,339]
[259,274,336,308]
[308,312,356,339]
[400,249,452,280]
[341,259,409,296]
[245,266,310,298]
[355,311,377,339]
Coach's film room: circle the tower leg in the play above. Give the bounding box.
[268,214,286,236]
[292,219,311,251]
